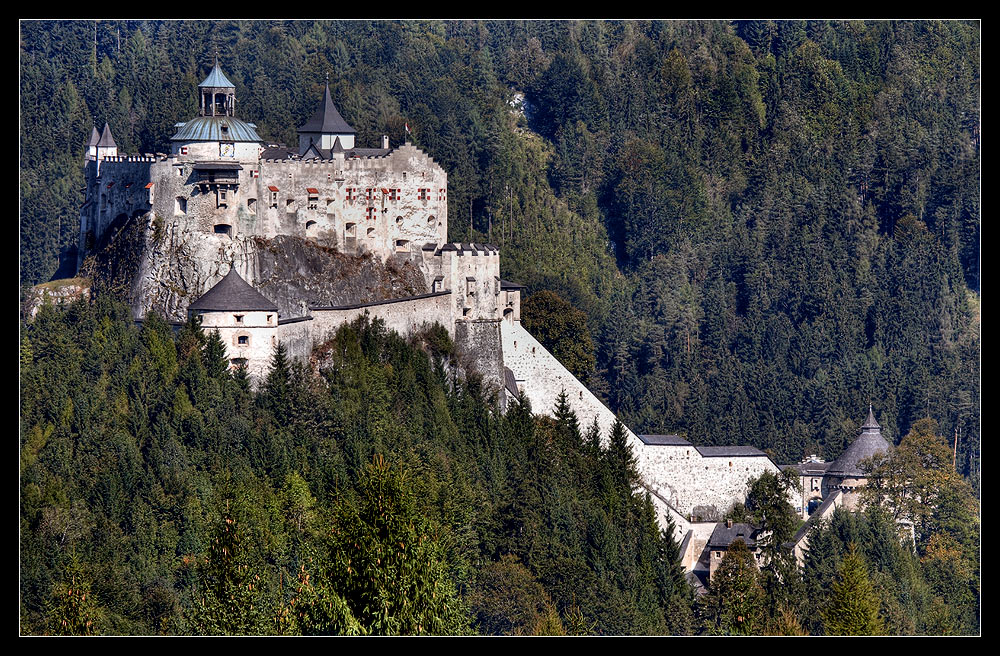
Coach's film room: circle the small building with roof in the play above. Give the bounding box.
[187,267,280,380]
[706,521,763,581]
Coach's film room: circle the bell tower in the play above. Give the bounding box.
[199,56,236,118]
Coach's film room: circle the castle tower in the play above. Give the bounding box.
[297,81,357,155]
[823,406,891,509]
[187,267,280,381]
[85,126,101,161]
[92,122,118,175]
[171,61,262,162]
[199,58,236,117]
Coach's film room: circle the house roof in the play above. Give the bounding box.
[500,279,527,290]
[503,367,519,398]
[188,268,278,313]
[707,522,758,549]
[826,408,891,478]
[695,445,767,458]
[783,461,831,476]
[298,83,355,135]
[639,434,692,446]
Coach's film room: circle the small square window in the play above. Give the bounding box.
[237,335,249,345]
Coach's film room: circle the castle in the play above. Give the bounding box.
[74,61,888,584]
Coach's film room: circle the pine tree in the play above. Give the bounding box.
[822,543,885,636]
[701,538,766,635]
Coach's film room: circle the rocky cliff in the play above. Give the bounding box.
[80,212,428,322]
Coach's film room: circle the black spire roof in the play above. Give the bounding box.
[826,407,891,478]
[97,122,117,148]
[298,84,355,135]
[188,268,278,313]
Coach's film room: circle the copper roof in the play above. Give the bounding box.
[172,116,262,143]
[198,62,235,88]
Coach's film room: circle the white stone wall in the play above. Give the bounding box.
[427,246,502,323]
[639,445,781,519]
[255,144,447,256]
[309,292,454,344]
[195,309,279,381]
[501,318,643,453]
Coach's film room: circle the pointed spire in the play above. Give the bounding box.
[97,122,117,148]
[87,126,101,147]
[298,82,355,135]
[331,136,344,152]
[199,59,235,89]
[862,405,880,431]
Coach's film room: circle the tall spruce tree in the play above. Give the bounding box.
[822,543,885,636]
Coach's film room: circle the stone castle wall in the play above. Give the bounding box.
[639,445,781,520]
[308,291,454,345]
[83,143,449,273]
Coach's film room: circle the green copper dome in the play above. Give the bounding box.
[171,116,263,143]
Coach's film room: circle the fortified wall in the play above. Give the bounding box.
[70,63,794,573]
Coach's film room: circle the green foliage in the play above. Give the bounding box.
[700,538,766,635]
[325,454,469,635]
[822,543,884,635]
[522,290,597,382]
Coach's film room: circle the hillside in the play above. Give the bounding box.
[19,19,980,635]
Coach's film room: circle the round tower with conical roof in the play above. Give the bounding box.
[823,406,891,509]
[188,267,280,380]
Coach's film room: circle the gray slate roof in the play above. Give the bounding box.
[87,126,101,147]
[503,367,519,398]
[639,434,692,446]
[199,63,235,88]
[172,116,263,143]
[696,445,767,457]
[188,268,279,313]
[707,522,758,549]
[298,84,355,135]
[784,461,831,476]
[826,408,891,477]
[97,122,117,148]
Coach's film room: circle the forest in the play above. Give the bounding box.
[19,20,979,635]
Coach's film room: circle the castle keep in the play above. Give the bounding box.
[75,62,885,583]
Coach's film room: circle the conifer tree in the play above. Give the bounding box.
[822,543,885,636]
[46,553,104,635]
[700,538,766,635]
